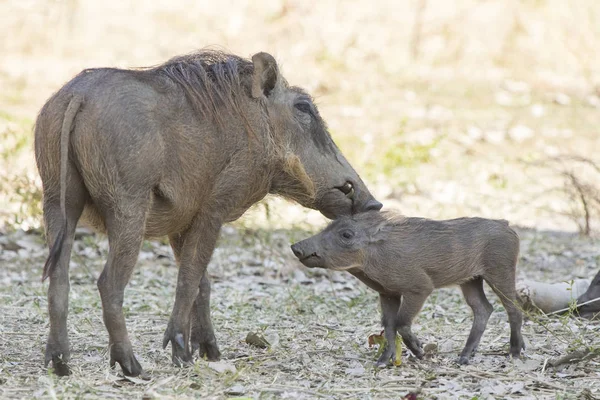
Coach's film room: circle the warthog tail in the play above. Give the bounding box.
[42,94,83,282]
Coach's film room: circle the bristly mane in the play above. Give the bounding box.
[153,50,255,132]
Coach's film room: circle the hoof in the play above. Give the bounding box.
[49,356,72,376]
[110,342,144,377]
[191,330,221,361]
[45,342,72,376]
[457,356,470,365]
[510,352,523,360]
[163,328,192,367]
[375,349,395,368]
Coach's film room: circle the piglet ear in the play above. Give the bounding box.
[251,52,279,98]
[368,220,389,244]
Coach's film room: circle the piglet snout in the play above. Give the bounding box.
[291,243,304,259]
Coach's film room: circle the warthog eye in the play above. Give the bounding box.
[341,230,355,240]
[337,182,355,199]
[295,101,312,114]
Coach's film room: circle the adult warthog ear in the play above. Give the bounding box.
[251,52,278,98]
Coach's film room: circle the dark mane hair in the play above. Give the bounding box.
[152,50,255,131]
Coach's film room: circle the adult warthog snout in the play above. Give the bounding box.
[312,175,383,219]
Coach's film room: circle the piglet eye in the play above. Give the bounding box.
[295,101,312,114]
[341,230,354,239]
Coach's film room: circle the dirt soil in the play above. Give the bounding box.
[1,225,598,399]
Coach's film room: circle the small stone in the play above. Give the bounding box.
[440,341,455,353]
[226,384,245,395]
[344,361,365,376]
[208,361,236,374]
[424,342,438,354]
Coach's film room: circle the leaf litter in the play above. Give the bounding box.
[0,225,599,399]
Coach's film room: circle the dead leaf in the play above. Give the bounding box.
[367,331,403,366]
[245,332,270,349]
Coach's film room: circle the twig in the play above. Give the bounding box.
[564,171,591,235]
[531,377,568,391]
[549,348,600,368]
[548,297,600,315]
[541,358,548,374]
[261,385,331,398]
[328,386,427,393]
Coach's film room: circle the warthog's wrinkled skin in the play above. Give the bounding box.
[34,50,382,377]
[291,211,524,366]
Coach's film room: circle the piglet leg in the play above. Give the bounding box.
[396,290,431,359]
[458,277,493,364]
[376,295,401,367]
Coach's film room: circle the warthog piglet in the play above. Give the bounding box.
[291,211,525,366]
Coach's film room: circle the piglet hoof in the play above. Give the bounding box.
[375,348,395,368]
[457,356,470,365]
[110,343,144,377]
[45,343,72,376]
[406,341,424,359]
[191,329,221,361]
[509,350,523,360]
[510,339,525,359]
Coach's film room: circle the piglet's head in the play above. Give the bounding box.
[290,211,391,271]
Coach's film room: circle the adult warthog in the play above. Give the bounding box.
[34,50,382,377]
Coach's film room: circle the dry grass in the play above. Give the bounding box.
[1,0,600,398]
[1,226,599,399]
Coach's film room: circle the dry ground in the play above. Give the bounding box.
[1,0,600,399]
[0,225,599,399]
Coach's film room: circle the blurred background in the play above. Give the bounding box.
[1,0,600,234]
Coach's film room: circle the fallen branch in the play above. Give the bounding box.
[548,348,600,368]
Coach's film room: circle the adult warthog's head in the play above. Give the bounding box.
[250,52,382,219]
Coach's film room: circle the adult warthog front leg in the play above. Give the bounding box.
[191,273,220,360]
[169,234,220,361]
[164,218,222,366]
